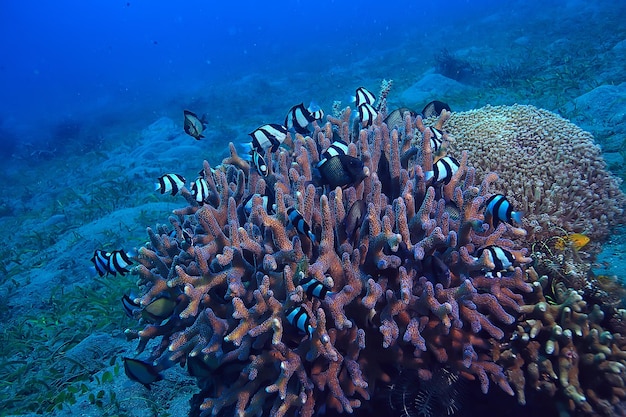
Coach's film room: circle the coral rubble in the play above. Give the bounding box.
[121,100,626,417]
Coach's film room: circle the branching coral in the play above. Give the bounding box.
[120,98,625,417]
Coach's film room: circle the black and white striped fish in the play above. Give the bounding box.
[285,103,315,134]
[154,173,186,196]
[183,110,207,140]
[428,127,445,154]
[251,149,269,176]
[307,101,324,121]
[476,245,515,272]
[91,249,132,277]
[191,177,210,204]
[249,123,288,153]
[299,276,333,299]
[321,139,349,160]
[285,305,314,337]
[421,100,451,119]
[243,193,272,215]
[358,103,377,128]
[425,156,460,184]
[121,294,141,318]
[485,194,523,227]
[287,206,315,242]
[383,107,418,129]
[355,86,376,107]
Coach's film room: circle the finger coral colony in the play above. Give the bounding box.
[120,82,626,417]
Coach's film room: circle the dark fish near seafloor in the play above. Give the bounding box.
[123,357,163,390]
[183,110,207,140]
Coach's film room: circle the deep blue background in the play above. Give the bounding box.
[0,0,502,152]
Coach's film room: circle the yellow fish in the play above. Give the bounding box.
[554,233,590,251]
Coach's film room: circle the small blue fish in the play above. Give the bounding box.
[287,207,315,242]
[299,276,333,300]
[485,194,523,227]
[476,245,515,272]
[285,305,314,337]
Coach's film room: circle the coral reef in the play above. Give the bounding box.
[497,265,626,415]
[121,98,626,417]
[443,104,626,249]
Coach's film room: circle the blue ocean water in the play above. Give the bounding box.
[1,1,626,416]
[0,0,502,157]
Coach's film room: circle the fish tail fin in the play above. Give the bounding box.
[154,183,161,192]
[511,211,524,224]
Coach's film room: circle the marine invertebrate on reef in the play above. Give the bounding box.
[496,267,626,416]
[443,104,626,248]
[122,100,538,417]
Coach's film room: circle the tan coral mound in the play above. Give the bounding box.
[444,104,626,246]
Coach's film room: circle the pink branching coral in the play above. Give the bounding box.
[122,99,625,417]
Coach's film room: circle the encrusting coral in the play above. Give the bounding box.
[120,90,626,417]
